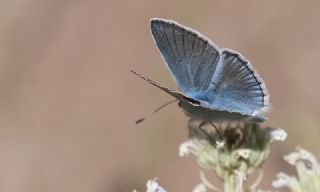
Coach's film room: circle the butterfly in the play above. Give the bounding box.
[131,18,270,123]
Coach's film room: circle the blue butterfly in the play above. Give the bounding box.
[132,18,270,123]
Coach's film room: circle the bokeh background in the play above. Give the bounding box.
[0,0,319,191]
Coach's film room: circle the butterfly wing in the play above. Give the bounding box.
[206,49,269,116]
[151,18,220,93]
[151,18,269,117]
[130,70,200,105]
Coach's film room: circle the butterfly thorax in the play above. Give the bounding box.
[177,98,261,122]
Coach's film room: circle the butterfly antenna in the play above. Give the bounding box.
[135,99,178,124]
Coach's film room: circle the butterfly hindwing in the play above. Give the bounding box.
[205,49,269,115]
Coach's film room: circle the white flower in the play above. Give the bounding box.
[284,147,318,170]
[215,140,225,149]
[179,140,197,156]
[272,172,291,188]
[269,128,287,141]
[183,123,287,191]
[272,147,320,191]
[146,179,166,192]
[237,149,251,159]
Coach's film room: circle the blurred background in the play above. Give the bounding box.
[0,0,319,191]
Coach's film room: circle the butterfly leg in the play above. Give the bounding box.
[197,121,216,141]
[188,119,223,140]
[208,122,223,139]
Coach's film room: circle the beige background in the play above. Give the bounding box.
[0,0,319,191]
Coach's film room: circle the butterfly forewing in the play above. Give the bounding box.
[151,19,220,93]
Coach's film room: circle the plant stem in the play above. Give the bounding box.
[224,173,244,192]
